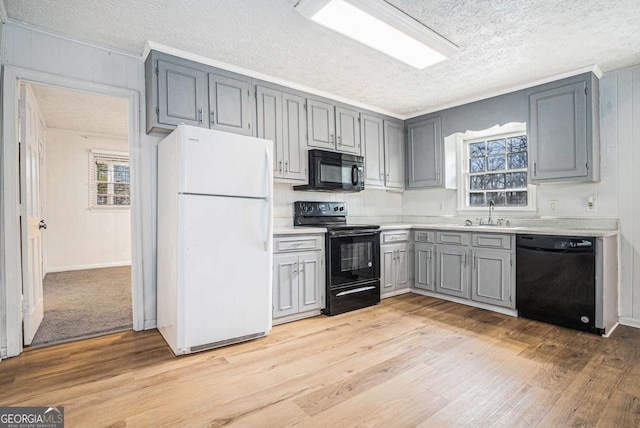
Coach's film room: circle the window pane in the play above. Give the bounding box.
[114,183,130,195]
[469,142,485,157]
[486,192,505,205]
[470,175,484,190]
[507,136,527,152]
[113,165,130,182]
[508,152,527,169]
[507,191,528,206]
[97,183,109,195]
[469,193,485,206]
[506,172,527,188]
[97,195,108,205]
[485,173,505,189]
[114,196,130,206]
[487,139,506,155]
[97,163,109,181]
[487,155,505,171]
[470,158,486,173]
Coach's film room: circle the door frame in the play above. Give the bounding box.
[1,66,144,358]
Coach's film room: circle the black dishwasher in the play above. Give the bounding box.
[516,235,599,334]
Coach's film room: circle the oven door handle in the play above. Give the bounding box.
[329,230,380,237]
[336,286,376,297]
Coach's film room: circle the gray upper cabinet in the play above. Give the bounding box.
[335,106,361,155]
[384,119,405,189]
[153,59,208,131]
[209,72,253,136]
[256,85,306,182]
[527,73,599,183]
[361,114,385,187]
[406,116,442,188]
[307,99,336,150]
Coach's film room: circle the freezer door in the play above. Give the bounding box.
[177,125,272,198]
[178,194,272,349]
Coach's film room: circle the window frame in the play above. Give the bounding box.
[88,149,131,211]
[455,123,536,215]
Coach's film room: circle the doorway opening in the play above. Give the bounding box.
[20,82,133,347]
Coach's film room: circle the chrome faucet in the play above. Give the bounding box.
[488,200,495,225]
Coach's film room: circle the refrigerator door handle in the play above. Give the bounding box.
[264,146,272,251]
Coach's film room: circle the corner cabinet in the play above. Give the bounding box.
[273,234,325,323]
[256,86,307,182]
[406,116,444,188]
[527,72,600,183]
[145,51,253,135]
[414,230,436,291]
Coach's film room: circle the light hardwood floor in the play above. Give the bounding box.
[1,294,639,427]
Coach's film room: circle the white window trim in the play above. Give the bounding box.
[454,122,537,216]
[89,149,130,211]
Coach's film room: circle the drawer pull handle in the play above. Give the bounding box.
[336,286,376,297]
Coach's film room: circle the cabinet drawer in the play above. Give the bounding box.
[413,230,435,243]
[382,230,410,243]
[472,233,512,250]
[274,235,323,252]
[436,231,470,246]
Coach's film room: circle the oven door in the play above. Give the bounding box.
[328,232,380,287]
[312,156,364,192]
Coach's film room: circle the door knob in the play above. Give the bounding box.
[39,220,47,230]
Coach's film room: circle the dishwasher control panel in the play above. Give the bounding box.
[555,239,593,249]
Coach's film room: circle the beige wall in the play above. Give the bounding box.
[44,128,131,272]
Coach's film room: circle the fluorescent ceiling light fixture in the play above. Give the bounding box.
[295,0,458,69]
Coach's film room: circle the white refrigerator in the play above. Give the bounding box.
[157,124,273,355]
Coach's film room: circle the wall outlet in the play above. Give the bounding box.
[438,202,445,211]
[549,200,558,212]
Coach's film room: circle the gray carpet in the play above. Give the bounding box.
[30,266,133,346]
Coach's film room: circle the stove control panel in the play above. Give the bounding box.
[294,201,347,217]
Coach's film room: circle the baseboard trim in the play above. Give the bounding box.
[381,288,411,299]
[46,261,132,273]
[143,319,157,330]
[410,288,518,317]
[619,317,640,329]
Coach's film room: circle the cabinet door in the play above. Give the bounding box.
[307,99,336,149]
[282,93,307,181]
[299,251,324,312]
[414,243,435,291]
[157,60,207,128]
[273,254,299,318]
[361,114,385,187]
[209,73,252,136]
[256,86,283,178]
[436,245,469,298]
[395,243,410,289]
[529,81,587,181]
[384,120,405,189]
[471,249,512,308]
[407,117,442,188]
[381,245,396,292]
[335,107,361,154]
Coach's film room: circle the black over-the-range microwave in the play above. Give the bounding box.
[294,149,365,192]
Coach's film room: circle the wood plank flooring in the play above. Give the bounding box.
[1,294,640,427]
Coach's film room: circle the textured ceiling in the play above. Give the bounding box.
[7,0,640,116]
[30,84,129,137]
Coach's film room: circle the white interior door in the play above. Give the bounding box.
[20,84,45,345]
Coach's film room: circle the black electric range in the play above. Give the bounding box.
[294,201,380,315]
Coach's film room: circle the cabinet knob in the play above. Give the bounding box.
[198,108,203,124]
[211,110,215,124]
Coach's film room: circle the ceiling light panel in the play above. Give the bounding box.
[295,0,458,69]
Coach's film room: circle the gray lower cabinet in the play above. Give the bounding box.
[381,242,410,294]
[256,86,306,182]
[209,72,253,136]
[435,244,469,298]
[470,249,512,308]
[414,242,435,291]
[155,59,208,130]
[406,116,442,188]
[273,235,324,321]
[527,72,599,183]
